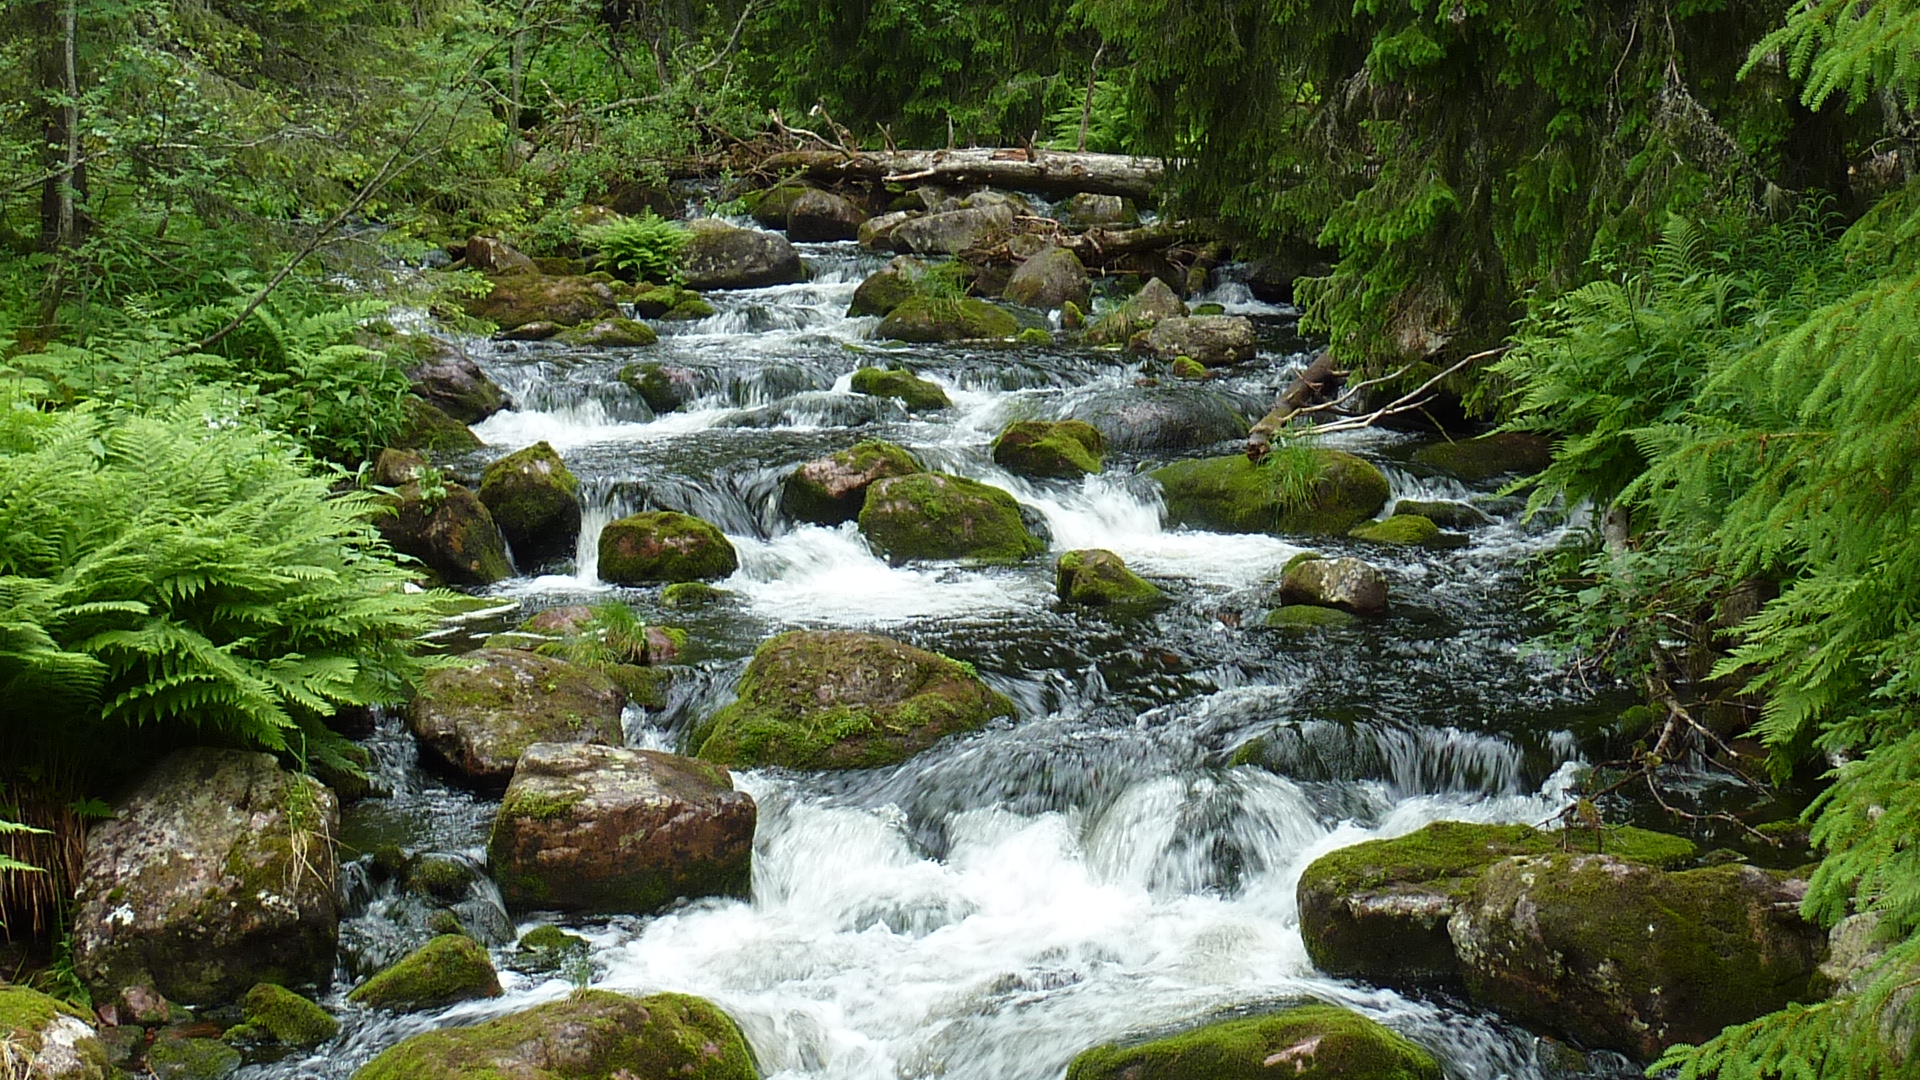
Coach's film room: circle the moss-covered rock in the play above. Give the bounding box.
[1265,604,1363,629]
[1348,514,1442,546]
[394,397,484,454]
[747,182,813,228]
[849,367,952,410]
[661,581,727,608]
[403,339,511,424]
[347,935,501,1013]
[780,440,924,525]
[1135,315,1256,367]
[630,283,715,320]
[239,983,338,1048]
[1169,356,1207,380]
[406,856,477,902]
[1394,498,1495,529]
[1056,549,1161,606]
[0,985,110,1080]
[598,510,739,584]
[847,257,928,318]
[858,472,1045,563]
[352,990,755,1080]
[786,188,868,241]
[1066,1004,1440,1080]
[408,649,626,788]
[145,1032,242,1080]
[514,925,590,974]
[464,273,624,330]
[556,317,658,348]
[479,441,582,566]
[375,480,512,586]
[991,420,1105,479]
[692,630,1014,769]
[1084,277,1186,346]
[618,362,700,414]
[1003,246,1092,310]
[874,297,1019,343]
[680,219,804,290]
[1410,432,1552,482]
[1152,452,1390,536]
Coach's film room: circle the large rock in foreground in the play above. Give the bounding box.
[598,510,739,583]
[692,630,1014,769]
[680,220,804,290]
[858,473,1044,563]
[72,749,340,1006]
[1153,452,1390,535]
[489,743,755,914]
[0,986,110,1080]
[346,934,501,1013]
[352,990,756,1080]
[780,440,923,525]
[478,440,581,566]
[408,649,626,788]
[1065,1004,1440,1080]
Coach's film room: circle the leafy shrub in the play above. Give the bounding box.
[580,213,691,283]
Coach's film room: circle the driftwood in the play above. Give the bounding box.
[758,148,1164,200]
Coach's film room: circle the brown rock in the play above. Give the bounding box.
[407,650,626,788]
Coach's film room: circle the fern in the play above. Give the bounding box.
[1745,0,1920,110]
[580,213,691,284]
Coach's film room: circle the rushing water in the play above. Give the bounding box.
[274,239,1638,1079]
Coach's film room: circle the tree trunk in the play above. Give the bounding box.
[36,0,84,253]
[758,148,1164,200]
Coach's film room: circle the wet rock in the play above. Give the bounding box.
[494,320,561,341]
[1348,514,1442,546]
[890,204,1016,255]
[1265,604,1362,629]
[991,420,1105,479]
[406,856,477,902]
[1152,452,1390,535]
[375,481,512,586]
[462,235,535,274]
[1278,555,1390,614]
[346,935,501,1013]
[1410,432,1552,483]
[619,362,700,414]
[513,925,590,974]
[1059,193,1138,229]
[850,366,951,410]
[786,188,867,241]
[145,1031,240,1080]
[858,472,1045,563]
[0,985,110,1079]
[1083,277,1186,345]
[373,448,428,487]
[407,649,626,788]
[874,297,1019,343]
[691,630,1015,769]
[556,317,657,348]
[1135,315,1256,367]
[1394,499,1494,529]
[748,182,813,228]
[630,282,715,320]
[72,749,339,1006]
[598,510,739,584]
[238,983,337,1049]
[394,398,482,454]
[680,219,804,290]
[1065,1003,1440,1080]
[781,440,924,525]
[859,210,913,249]
[662,581,727,609]
[478,441,581,565]
[1056,549,1161,606]
[404,341,510,424]
[352,990,756,1080]
[1451,854,1827,1058]
[1065,386,1249,452]
[847,256,927,318]
[489,743,756,915]
[464,273,623,331]
[1002,246,1091,310]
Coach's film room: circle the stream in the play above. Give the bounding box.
[275,238,1638,1079]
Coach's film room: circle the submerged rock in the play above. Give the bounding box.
[874,296,1019,343]
[691,630,1014,769]
[407,649,626,788]
[786,188,867,241]
[352,990,756,1080]
[478,440,581,566]
[1278,555,1389,615]
[858,472,1045,563]
[0,985,110,1080]
[849,367,952,410]
[1410,432,1552,482]
[1152,452,1390,535]
[346,934,501,1013]
[1136,314,1257,367]
[598,510,739,583]
[72,749,340,1006]
[1056,549,1161,606]
[375,481,512,586]
[464,272,623,330]
[781,440,924,525]
[1002,246,1091,310]
[680,219,804,290]
[489,743,756,914]
[1065,1004,1441,1080]
[991,420,1105,479]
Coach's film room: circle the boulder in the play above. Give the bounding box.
[238,983,338,1048]
[780,440,924,525]
[346,934,501,1013]
[858,472,1045,563]
[352,990,756,1080]
[786,188,867,241]
[748,182,813,228]
[850,367,951,410]
[395,397,483,454]
[407,649,626,788]
[1002,246,1091,310]
[1410,432,1553,483]
[1451,854,1828,1058]
[859,210,913,249]
[1066,387,1249,452]
[1169,356,1208,380]
[598,511,739,584]
[373,447,428,487]
[463,235,536,274]
[874,297,1019,342]
[1152,452,1390,535]
[991,420,1105,479]
[1266,605,1362,629]
[144,1032,240,1080]
[1059,193,1138,229]
[691,630,1014,769]
[662,582,727,609]
[71,749,340,1006]
[556,317,658,348]
[375,481,512,586]
[1349,514,1444,546]
[488,743,756,914]
[890,204,1016,255]
[619,362,700,414]
[0,986,110,1080]
[478,441,582,565]
[464,273,623,330]
[680,220,804,290]
[1065,1004,1440,1080]
[1278,556,1390,615]
[1056,549,1161,605]
[1084,277,1186,345]
[1394,499,1495,529]
[404,342,510,424]
[847,256,927,318]
[630,283,715,320]
[1136,315,1257,367]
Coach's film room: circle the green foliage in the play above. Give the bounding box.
[1747,0,1920,109]
[581,214,690,284]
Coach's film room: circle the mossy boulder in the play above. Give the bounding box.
[1394,498,1495,529]
[691,630,1014,769]
[630,283,715,320]
[1135,315,1257,367]
[1296,821,1698,989]
[1056,549,1161,606]
[847,256,928,318]
[464,272,623,330]
[351,990,755,1080]
[1084,277,1186,345]
[619,362,699,414]
[748,182,813,228]
[239,983,337,1048]
[375,481,512,586]
[403,340,511,424]
[680,219,804,290]
[781,440,924,525]
[598,510,739,584]
[858,472,1045,563]
[1349,514,1443,546]
[1266,604,1363,629]
[479,441,582,565]
[1152,452,1390,536]
[1410,432,1553,483]
[874,297,1020,343]
[1169,356,1207,380]
[145,1032,241,1080]
[489,743,756,914]
[662,581,727,608]
[407,649,626,788]
[1065,1004,1440,1080]
[850,367,951,410]
[991,420,1105,479]
[514,925,590,974]
[0,985,110,1080]
[394,397,483,454]
[346,934,501,1013]
[1003,246,1092,310]
[556,317,658,348]
[786,188,867,241]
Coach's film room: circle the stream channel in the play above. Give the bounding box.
[281,236,1635,1080]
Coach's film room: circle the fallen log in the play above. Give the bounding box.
[759,148,1165,200]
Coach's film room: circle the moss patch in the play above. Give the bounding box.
[1056,549,1162,606]
[146,1033,241,1080]
[240,984,338,1048]
[662,581,727,608]
[780,439,925,525]
[1152,451,1390,536]
[874,297,1019,343]
[849,367,951,410]
[346,935,502,1013]
[557,317,658,348]
[857,472,1044,563]
[1349,514,1442,546]
[991,420,1106,479]
[1066,1004,1440,1080]
[598,511,738,584]
[1266,605,1362,629]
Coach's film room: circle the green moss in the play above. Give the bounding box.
[603,663,672,709]
[1190,302,1228,316]
[1017,326,1053,345]
[780,440,925,525]
[1349,514,1442,545]
[1066,1004,1440,1080]
[557,317,658,348]
[1409,432,1552,482]
[1169,356,1207,379]
[1266,605,1362,629]
[1394,498,1494,528]
[849,367,951,410]
[346,935,501,1013]
[0,986,99,1051]
[857,472,1044,563]
[598,511,739,584]
[146,1034,242,1080]
[514,926,590,974]
[240,984,338,1048]
[1061,300,1086,329]
[1056,549,1162,605]
[1152,452,1390,536]
[661,582,726,608]
[874,296,1020,342]
[408,857,476,901]
[502,788,585,821]
[631,283,714,319]
[991,420,1105,479]
[395,397,483,453]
